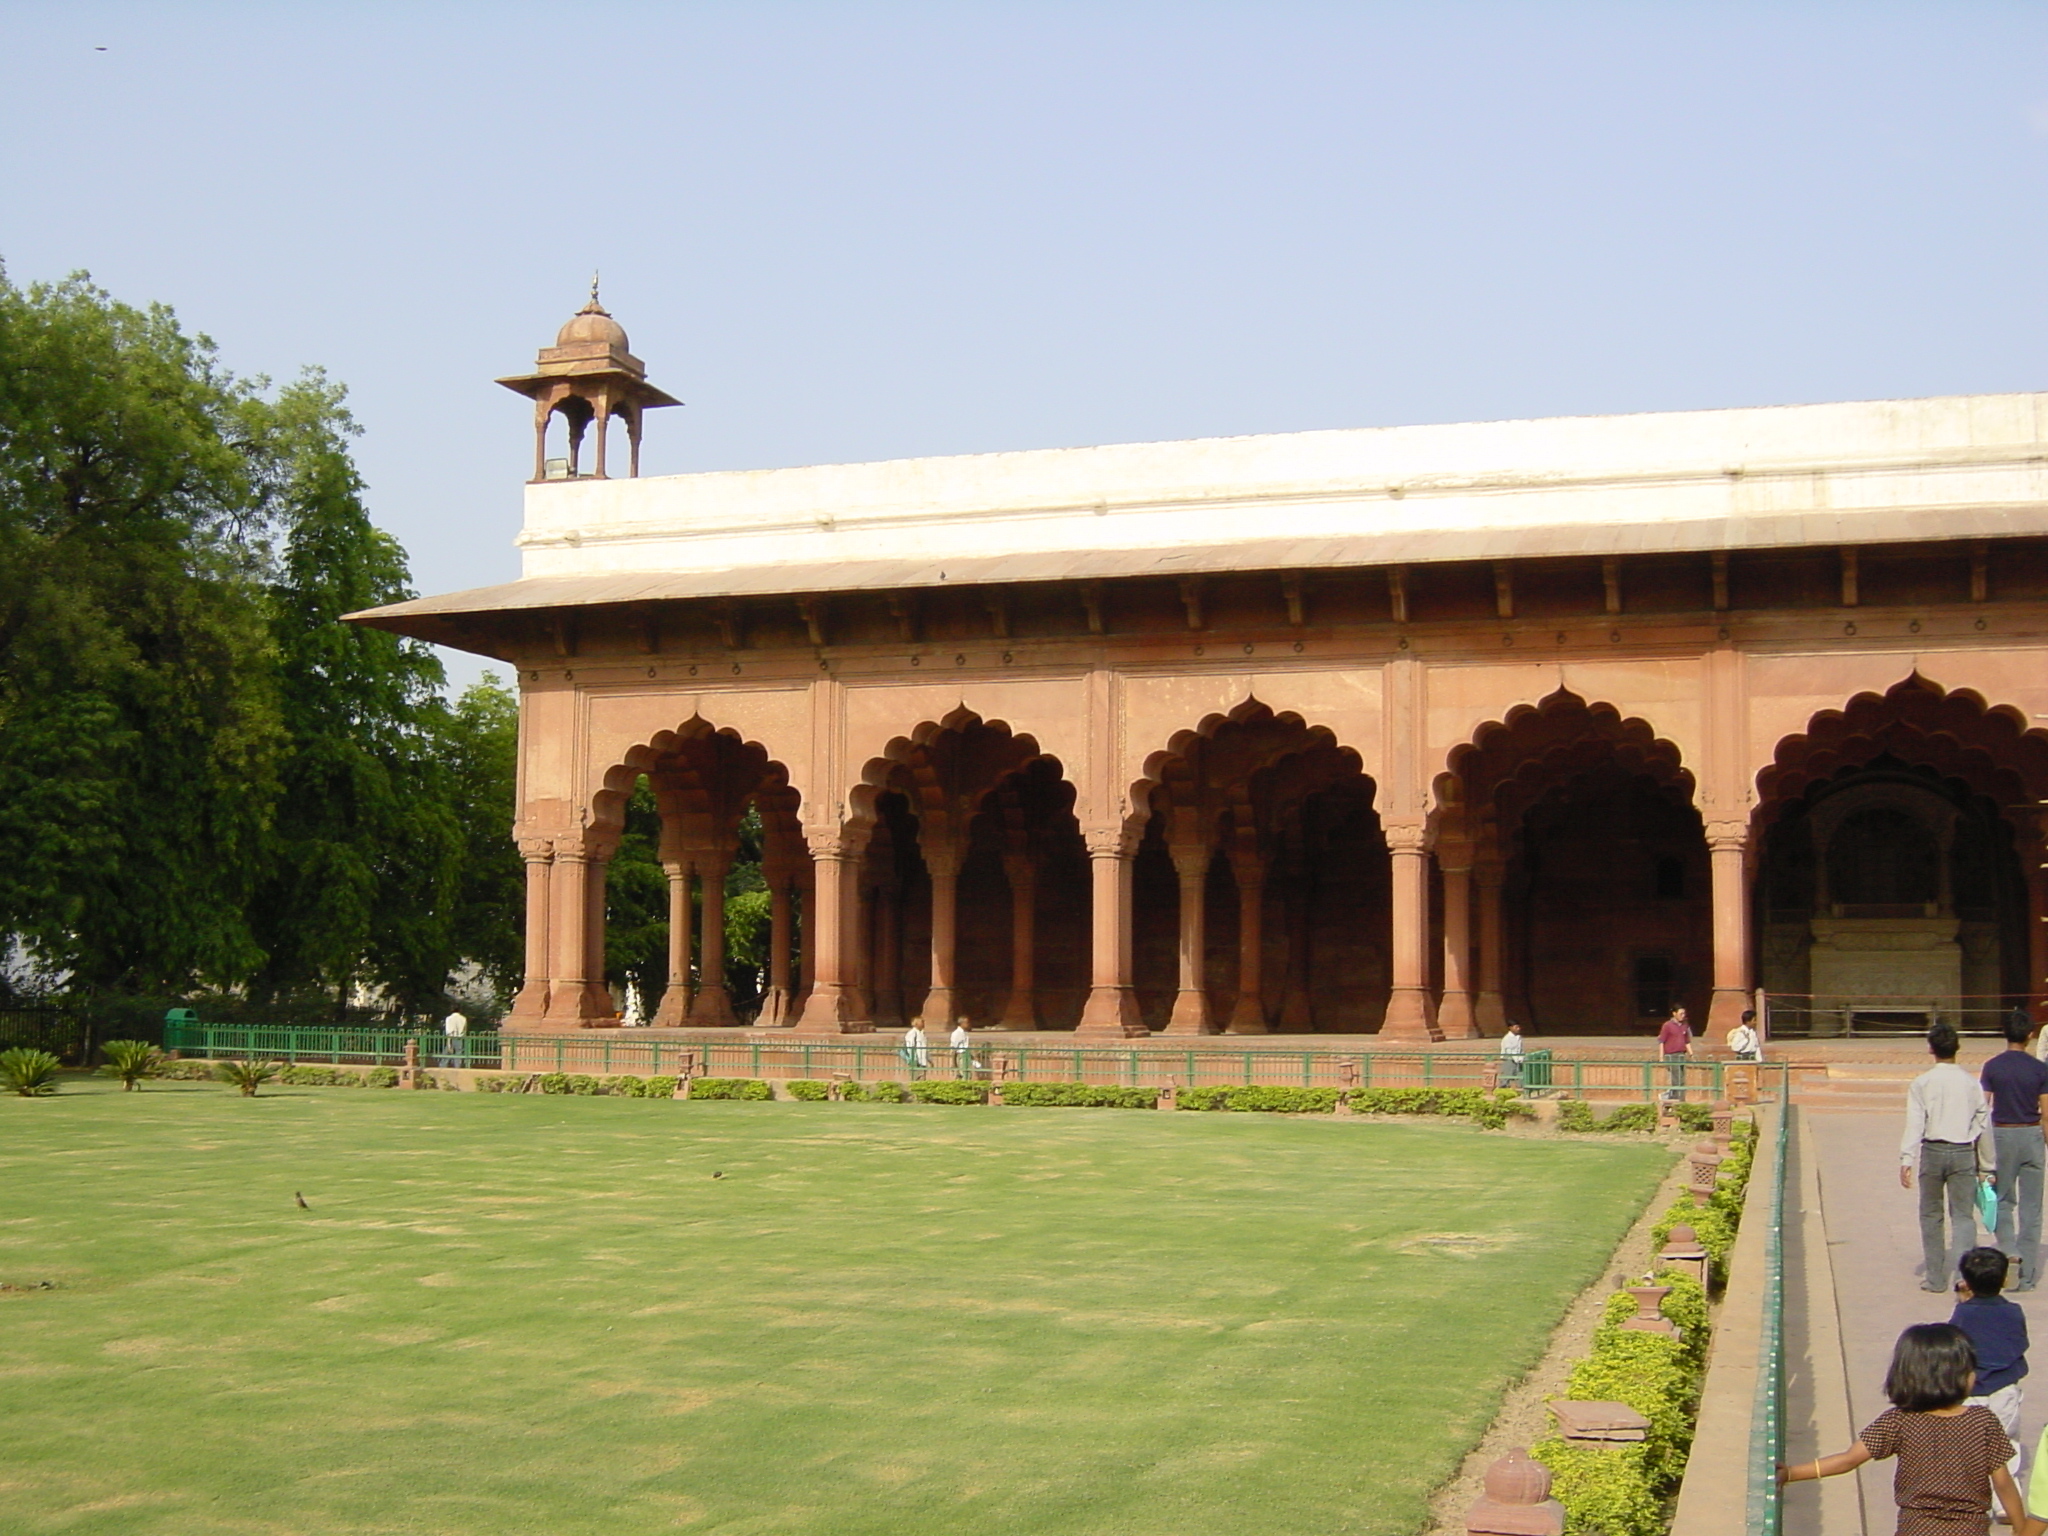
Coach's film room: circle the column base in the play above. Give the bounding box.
[918,987,957,1028]
[995,994,1039,1031]
[1707,988,1751,1038]
[543,982,618,1027]
[802,982,865,1032]
[1474,991,1506,1036]
[1076,985,1147,1037]
[753,988,792,1028]
[688,986,740,1027]
[653,987,691,1027]
[1224,996,1268,1034]
[1437,991,1481,1039]
[1380,987,1444,1042]
[1161,990,1215,1035]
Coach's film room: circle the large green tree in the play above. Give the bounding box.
[438,675,523,1002]
[0,271,283,993]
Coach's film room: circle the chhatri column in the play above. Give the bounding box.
[1077,827,1146,1036]
[997,850,1039,1031]
[1706,826,1754,1037]
[1473,857,1508,1034]
[505,837,554,1029]
[1163,840,1215,1035]
[653,858,694,1026]
[688,848,738,1026]
[801,829,868,1032]
[755,863,797,1028]
[919,841,962,1027]
[1436,842,1480,1039]
[1382,824,1443,1041]
[1225,848,1268,1034]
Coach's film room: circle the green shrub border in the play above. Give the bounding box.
[1534,1117,1758,1534]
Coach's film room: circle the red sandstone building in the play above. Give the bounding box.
[352,300,2048,1042]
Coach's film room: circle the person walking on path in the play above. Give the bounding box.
[1949,1246,2029,1480]
[1728,1009,1763,1063]
[440,1007,468,1068]
[900,1021,930,1080]
[950,1020,976,1080]
[1984,1008,2048,1292]
[1656,1006,1692,1101]
[1905,1022,1996,1293]
[1497,1021,1526,1090]
[1781,1322,2034,1534]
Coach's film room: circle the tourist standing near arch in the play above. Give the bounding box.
[1904,1022,1995,1293]
[1982,1009,2048,1292]
[1657,1006,1692,1101]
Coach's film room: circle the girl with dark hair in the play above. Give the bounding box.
[1783,1324,2035,1534]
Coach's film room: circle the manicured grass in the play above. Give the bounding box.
[0,1079,1668,1536]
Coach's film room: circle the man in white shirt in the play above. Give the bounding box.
[1497,1022,1526,1090]
[901,1022,930,1080]
[440,1007,467,1066]
[950,1020,976,1080]
[1902,1021,1994,1292]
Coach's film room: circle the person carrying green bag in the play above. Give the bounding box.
[1903,1022,1995,1294]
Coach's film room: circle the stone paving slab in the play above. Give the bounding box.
[1803,1112,2047,1532]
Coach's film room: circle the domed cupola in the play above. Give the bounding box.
[497,277,680,481]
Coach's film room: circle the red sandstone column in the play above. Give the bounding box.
[582,846,615,1018]
[1706,827,1753,1037]
[653,859,693,1025]
[1225,850,1268,1034]
[688,850,738,1025]
[997,851,1039,1031]
[755,867,796,1028]
[1437,846,1480,1039]
[506,838,554,1029]
[1077,828,1146,1036]
[1473,858,1507,1035]
[802,831,867,1031]
[1382,826,1443,1041]
[544,842,590,1021]
[870,877,903,1027]
[1164,841,1215,1035]
[919,843,961,1027]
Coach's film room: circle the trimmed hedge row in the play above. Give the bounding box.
[1558,1101,1716,1135]
[1535,1116,1758,1534]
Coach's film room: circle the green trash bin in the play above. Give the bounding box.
[163,1008,198,1054]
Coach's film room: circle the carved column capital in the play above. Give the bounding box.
[1383,822,1430,855]
[1082,825,1137,859]
[516,836,556,863]
[804,825,869,862]
[1704,821,1751,854]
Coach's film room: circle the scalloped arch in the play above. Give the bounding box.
[1437,688,1695,836]
[588,715,795,836]
[1124,697,1366,832]
[845,705,1062,832]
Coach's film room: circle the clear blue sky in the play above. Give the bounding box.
[5,3,2048,687]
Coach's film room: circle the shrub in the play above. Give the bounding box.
[643,1076,679,1098]
[1000,1082,1157,1109]
[1558,1100,1663,1134]
[1217,1085,1341,1114]
[0,1047,62,1096]
[214,1059,281,1097]
[566,1074,600,1096]
[156,1059,218,1080]
[910,1080,987,1105]
[1530,1440,1663,1536]
[599,1076,646,1098]
[1652,1201,1737,1284]
[1176,1086,1232,1111]
[365,1067,400,1088]
[861,1080,908,1104]
[1673,1102,1714,1133]
[688,1078,772,1101]
[786,1079,832,1101]
[98,1040,163,1091]
[536,1073,570,1095]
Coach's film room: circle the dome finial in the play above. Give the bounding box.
[581,270,608,316]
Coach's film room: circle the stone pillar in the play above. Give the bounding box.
[1383,825,1442,1041]
[1077,827,1146,1036]
[756,867,796,1028]
[869,876,904,1028]
[583,846,614,1018]
[1437,845,1480,1039]
[1163,841,1214,1035]
[919,843,961,1027]
[505,837,554,1029]
[1474,857,1507,1035]
[653,859,693,1025]
[544,841,591,1022]
[997,851,1039,1031]
[1277,834,1313,1029]
[1707,827,1752,1036]
[801,831,868,1031]
[1225,850,1268,1034]
[688,850,737,1026]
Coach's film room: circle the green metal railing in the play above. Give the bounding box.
[1746,1103,1791,1534]
[162,1022,1788,1102]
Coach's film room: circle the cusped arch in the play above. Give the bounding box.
[846,705,1060,836]
[589,715,798,842]
[1125,697,1368,835]
[1435,689,1696,837]
[1757,673,2048,829]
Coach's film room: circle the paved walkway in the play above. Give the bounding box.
[1790,1111,2048,1534]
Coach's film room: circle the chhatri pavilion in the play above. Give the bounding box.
[350,297,2048,1042]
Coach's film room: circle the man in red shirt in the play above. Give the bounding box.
[1658,1006,1693,1102]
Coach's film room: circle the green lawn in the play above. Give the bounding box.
[0,1079,1668,1536]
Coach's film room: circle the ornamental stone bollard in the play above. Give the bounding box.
[1657,1224,1710,1290]
[1548,1399,1650,1445]
[1622,1282,1677,1336]
[1688,1138,1724,1206]
[1157,1083,1176,1111]
[1465,1448,1565,1536]
[1710,1099,1734,1138]
[989,1084,1005,1106]
[1726,1061,1757,1105]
